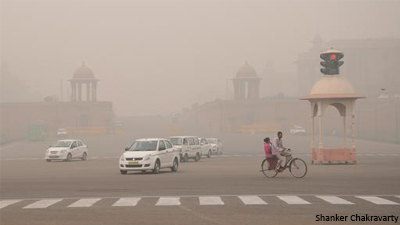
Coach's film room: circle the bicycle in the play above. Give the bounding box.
[260,149,307,178]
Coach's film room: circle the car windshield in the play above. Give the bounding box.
[206,139,217,144]
[128,141,158,151]
[169,138,182,145]
[51,140,72,147]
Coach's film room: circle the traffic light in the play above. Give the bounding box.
[320,49,344,75]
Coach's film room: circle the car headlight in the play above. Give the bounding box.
[120,155,125,161]
[60,149,66,153]
[143,155,151,161]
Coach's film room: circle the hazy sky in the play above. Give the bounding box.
[1,0,399,116]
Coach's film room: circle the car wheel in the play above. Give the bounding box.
[194,153,200,162]
[207,150,211,158]
[65,153,72,162]
[46,159,51,162]
[171,158,179,172]
[81,152,87,161]
[183,154,189,162]
[153,160,160,174]
[120,170,127,175]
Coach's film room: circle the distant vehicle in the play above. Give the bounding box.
[378,93,390,99]
[57,128,67,137]
[45,139,88,162]
[205,138,223,155]
[289,125,306,135]
[112,121,123,134]
[119,138,179,174]
[168,136,202,162]
[26,121,48,141]
[198,137,212,158]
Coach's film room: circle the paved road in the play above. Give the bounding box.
[1,133,399,225]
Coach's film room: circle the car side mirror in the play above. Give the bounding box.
[125,147,129,151]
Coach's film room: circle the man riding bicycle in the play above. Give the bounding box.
[272,131,290,172]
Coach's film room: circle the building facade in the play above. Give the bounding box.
[0,63,115,143]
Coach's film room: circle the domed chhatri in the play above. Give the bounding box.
[236,61,258,78]
[69,62,99,102]
[73,62,96,80]
[301,49,364,165]
[304,75,363,99]
[311,75,354,95]
[232,61,262,100]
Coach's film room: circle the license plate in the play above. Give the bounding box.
[129,161,138,165]
[49,156,58,158]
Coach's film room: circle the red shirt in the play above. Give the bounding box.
[264,142,272,157]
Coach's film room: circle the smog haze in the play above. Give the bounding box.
[1,0,399,115]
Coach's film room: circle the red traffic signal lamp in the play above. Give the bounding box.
[320,49,344,75]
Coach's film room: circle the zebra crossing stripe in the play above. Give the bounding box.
[156,197,181,206]
[356,196,399,205]
[23,199,63,209]
[277,196,311,204]
[199,197,224,205]
[0,200,21,209]
[2,195,400,209]
[238,196,267,205]
[68,198,101,207]
[112,198,141,207]
[316,196,354,205]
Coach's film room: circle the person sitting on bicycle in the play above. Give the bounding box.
[263,137,272,158]
[272,131,290,172]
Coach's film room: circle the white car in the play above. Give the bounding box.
[119,138,179,174]
[289,125,306,135]
[45,139,88,162]
[205,138,223,155]
[168,136,202,162]
[198,137,212,158]
[56,128,67,137]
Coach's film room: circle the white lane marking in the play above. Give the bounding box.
[316,196,354,205]
[356,196,399,205]
[199,197,224,205]
[278,196,311,204]
[68,198,101,207]
[0,141,26,150]
[23,199,63,209]
[238,196,267,205]
[112,198,141,207]
[156,197,181,206]
[0,200,22,209]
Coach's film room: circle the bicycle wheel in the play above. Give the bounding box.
[289,158,307,178]
[261,158,278,178]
